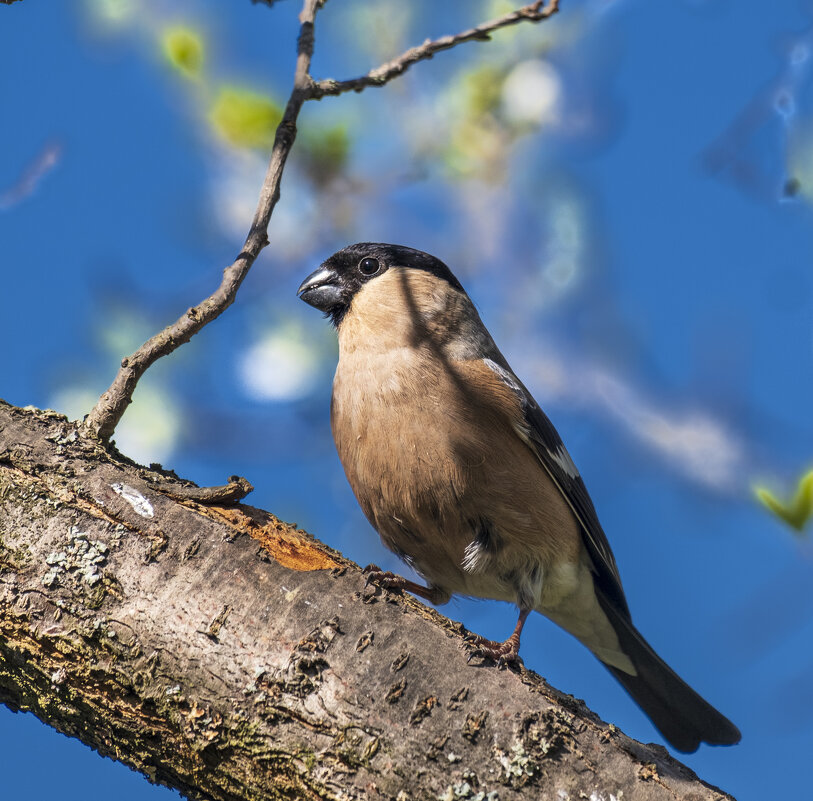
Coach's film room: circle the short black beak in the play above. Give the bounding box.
[297,266,344,312]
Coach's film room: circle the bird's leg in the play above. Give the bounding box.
[362,564,449,604]
[466,608,530,667]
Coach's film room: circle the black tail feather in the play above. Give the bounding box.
[598,591,741,753]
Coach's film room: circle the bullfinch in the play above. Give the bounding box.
[297,242,740,753]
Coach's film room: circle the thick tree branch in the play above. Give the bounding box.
[82,0,561,442]
[312,0,560,98]
[0,401,733,800]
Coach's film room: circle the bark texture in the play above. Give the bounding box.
[0,401,732,801]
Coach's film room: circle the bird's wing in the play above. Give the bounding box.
[482,358,631,619]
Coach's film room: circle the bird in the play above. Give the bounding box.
[297,242,741,753]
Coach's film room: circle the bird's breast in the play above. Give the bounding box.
[331,347,469,510]
[331,345,507,594]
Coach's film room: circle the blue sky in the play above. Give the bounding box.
[2,1,813,798]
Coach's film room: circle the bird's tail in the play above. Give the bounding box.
[597,590,741,753]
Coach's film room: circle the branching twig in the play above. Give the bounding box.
[83,0,322,441]
[83,0,561,442]
[312,0,560,98]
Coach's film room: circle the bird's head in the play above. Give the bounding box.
[297,242,464,328]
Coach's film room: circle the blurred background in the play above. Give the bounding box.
[2,0,813,798]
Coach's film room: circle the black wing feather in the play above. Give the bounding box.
[484,359,631,619]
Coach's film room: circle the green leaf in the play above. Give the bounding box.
[162,27,205,79]
[754,469,813,532]
[208,87,282,150]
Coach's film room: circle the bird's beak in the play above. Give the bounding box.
[297,266,344,312]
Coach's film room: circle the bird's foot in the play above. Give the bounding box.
[361,564,449,604]
[362,564,407,592]
[464,633,523,668]
[464,609,529,669]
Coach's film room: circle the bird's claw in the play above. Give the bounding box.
[362,563,378,588]
[464,637,523,669]
[496,652,522,669]
[361,564,402,592]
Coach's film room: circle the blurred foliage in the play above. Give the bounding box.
[436,64,508,179]
[299,124,350,185]
[155,18,348,172]
[348,0,411,64]
[87,0,134,27]
[439,57,561,180]
[462,64,505,118]
[208,87,283,150]
[162,26,205,79]
[755,470,813,533]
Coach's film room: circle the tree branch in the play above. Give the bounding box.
[0,401,733,800]
[83,0,322,441]
[312,0,560,98]
[81,0,562,442]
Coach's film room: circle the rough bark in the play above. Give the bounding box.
[0,400,732,801]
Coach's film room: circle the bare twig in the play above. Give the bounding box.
[153,475,254,504]
[312,0,560,98]
[83,0,322,440]
[84,0,561,442]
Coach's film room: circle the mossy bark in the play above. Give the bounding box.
[0,400,732,801]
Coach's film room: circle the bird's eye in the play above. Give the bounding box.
[358,257,380,276]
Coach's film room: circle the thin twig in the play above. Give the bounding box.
[311,0,560,99]
[83,0,322,440]
[84,0,561,442]
[152,475,254,505]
